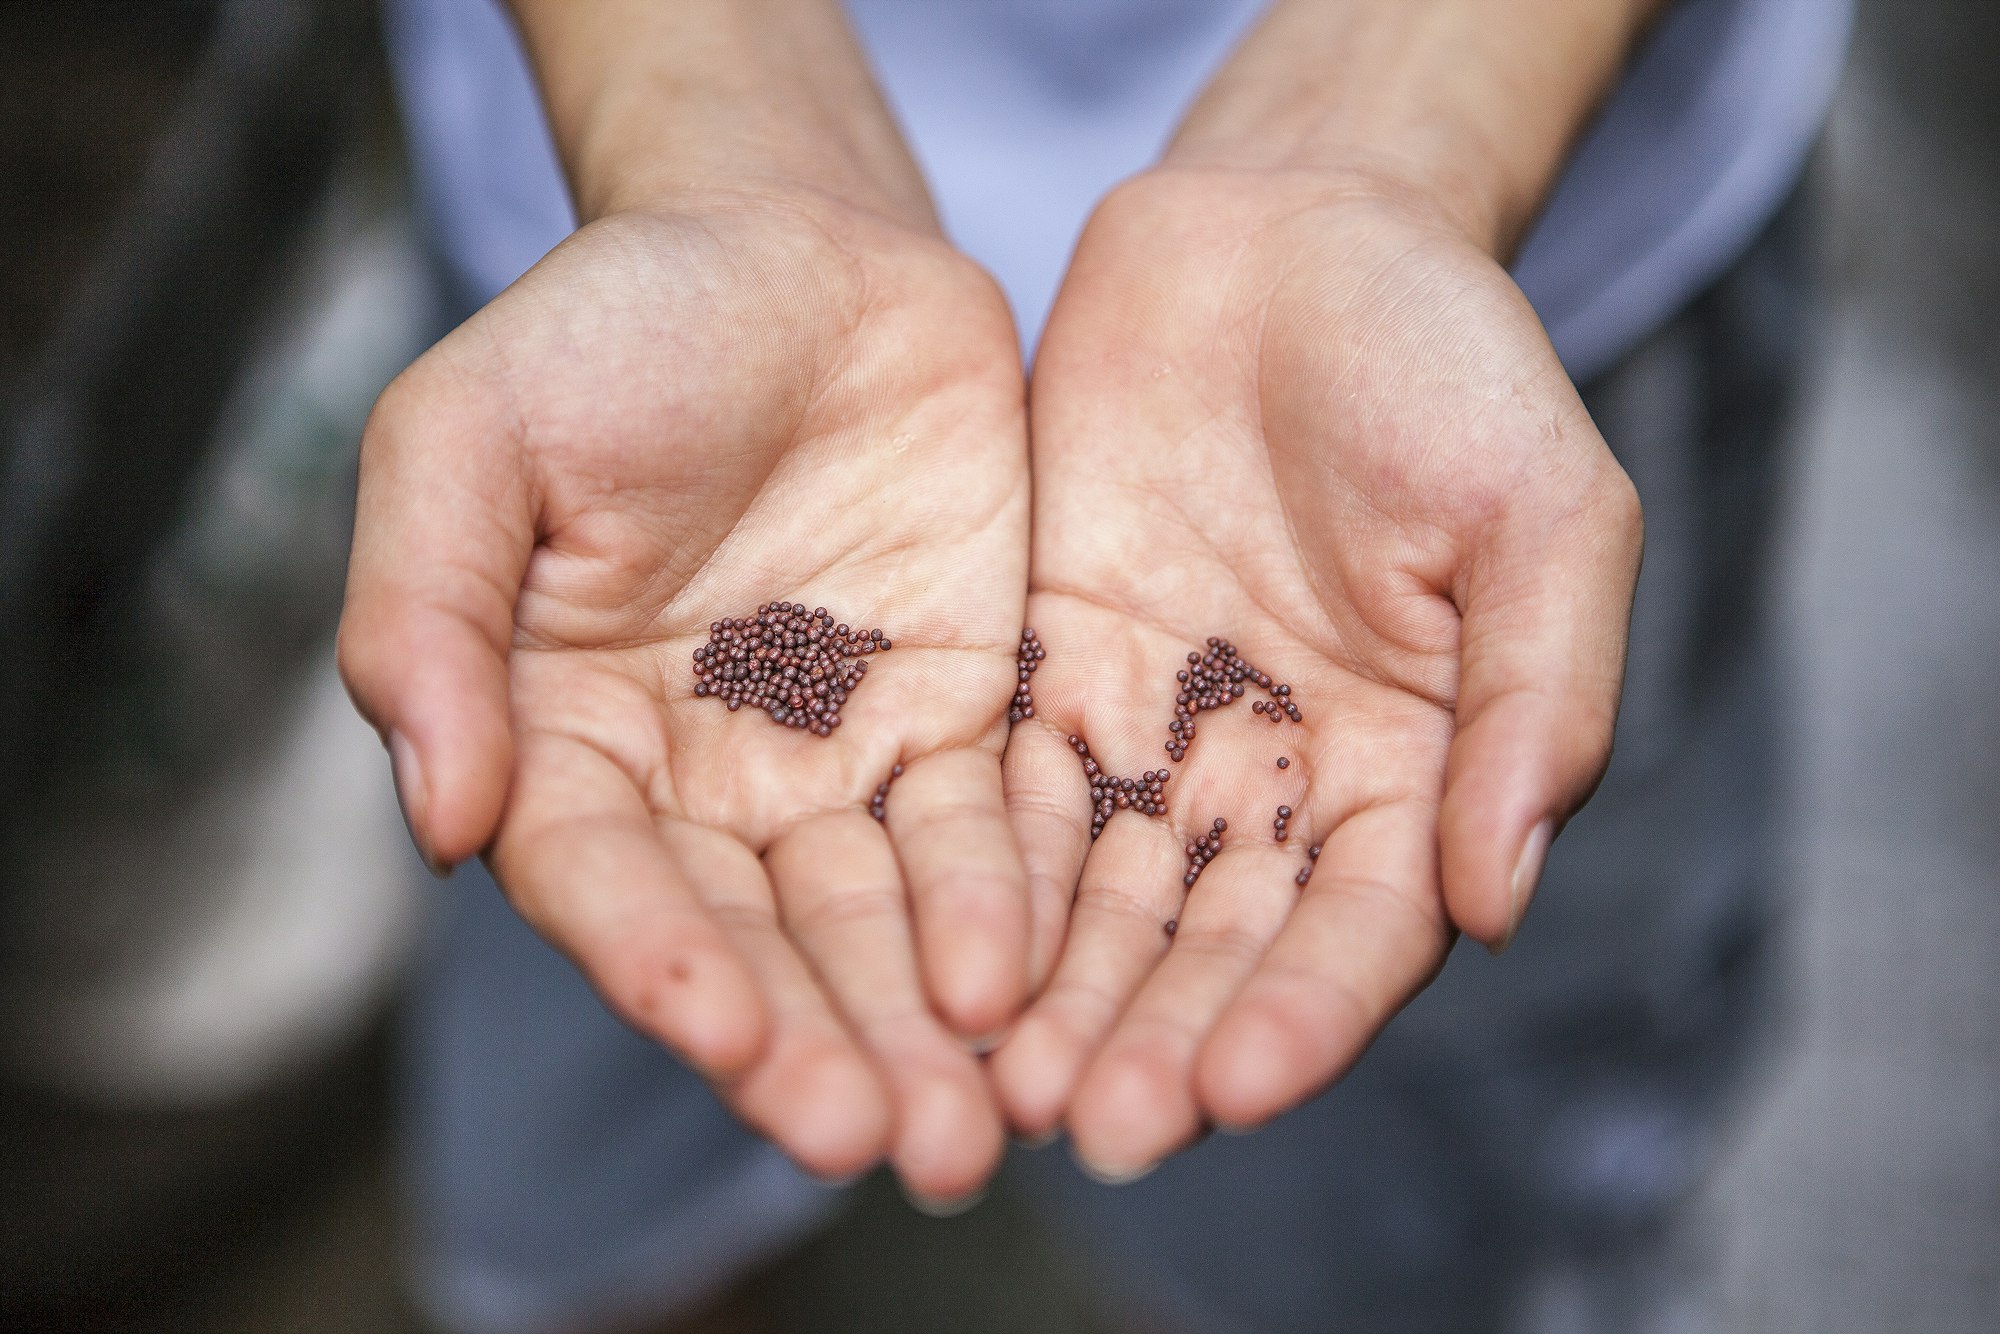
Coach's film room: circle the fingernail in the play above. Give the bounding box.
[900,1180,987,1218]
[1010,1128,1059,1151]
[961,1023,1013,1057]
[1493,819,1553,955]
[1072,1147,1157,1187]
[389,730,452,879]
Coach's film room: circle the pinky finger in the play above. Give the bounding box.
[658,819,892,1183]
[492,729,769,1079]
[1193,798,1450,1131]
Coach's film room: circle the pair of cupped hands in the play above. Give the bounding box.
[338,159,1640,1209]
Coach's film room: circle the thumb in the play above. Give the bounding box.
[1437,450,1642,951]
[337,362,533,873]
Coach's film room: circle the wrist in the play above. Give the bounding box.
[506,0,935,230]
[1163,0,1667,257]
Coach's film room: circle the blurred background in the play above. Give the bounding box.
[0,1,1993,1330]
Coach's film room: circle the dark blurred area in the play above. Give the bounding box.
[0,2,427,1328]
[0,1,1995,1332]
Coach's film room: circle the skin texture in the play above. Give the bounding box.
[338,191,1032,1203]
[992,170,1641,1178]
[342,0,1660,1200]
[990,0,1658,1179]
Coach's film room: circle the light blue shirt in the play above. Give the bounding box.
[386,0,1852,383]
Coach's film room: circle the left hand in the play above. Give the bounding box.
[991,166,1642,1178]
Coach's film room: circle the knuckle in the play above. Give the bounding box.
[1047,971,1127,1031]
[1075,882,1166,929]
[706,899,781,941]
[901,799,994,841]
[1251,963,1372,1046]
[786,884,906,939]
[1171,923,1268,966]
[1109,1010,1198,1063]
[1316,870,1449,942]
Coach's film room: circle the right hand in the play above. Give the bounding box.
[338,189,1031,1205]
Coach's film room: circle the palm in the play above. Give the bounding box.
[503,212,1021,837]
[345,200,1031,1199]
[994,172,1639,1175]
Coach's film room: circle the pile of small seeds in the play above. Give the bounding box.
[1010,629,1045,723]
[1183,817,1228,886]
[1272,805,1292,842]
[1295,843,1322,887]
[691,602,890,735]
[1068,734,1171,840]
[1166,638,1298,762]
[868,763,904,822]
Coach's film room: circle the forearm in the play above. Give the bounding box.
[506,0,933,227]
[1168,0,1670,256]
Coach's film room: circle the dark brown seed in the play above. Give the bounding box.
[1164,919,1178,938]
[1163,636,1302,761]
[1072,734,1171,840]
[694,601,890,736]
[870,762,905,822]
[1276,757,1290,769]
[1184,817,1226,885]
[1296,866,1312,886]
[1010,629,1045,725]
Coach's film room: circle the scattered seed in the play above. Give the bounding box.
[1295,865,1312,887]
[1276,756,1289,769]
[1183,816,1228,886]
[1165,637,1300,761]
[1164,919,1178,938]
[1009,629,1046,723]
[1070,734,1172,840]
[693,601,889,735]
[868,762,904,822]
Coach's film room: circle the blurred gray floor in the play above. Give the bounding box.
[1698,19,2000,1330]
[137,6,2000,1332]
